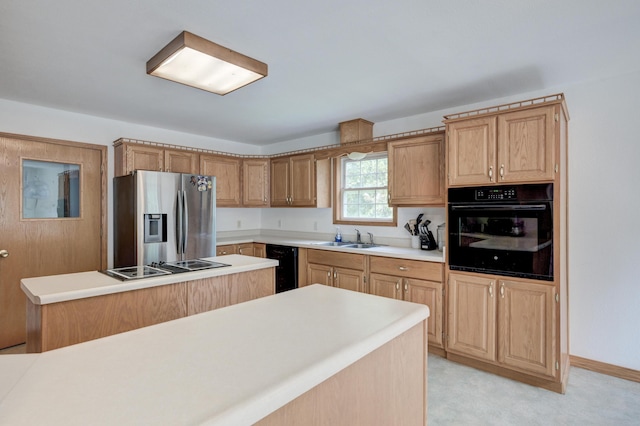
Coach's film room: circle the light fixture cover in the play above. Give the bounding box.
[147,31,267,95]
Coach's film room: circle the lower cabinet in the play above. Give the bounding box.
[369,256,444,349]
[216,243,263,257]
[447,272,556,379]
[305,249,366,292]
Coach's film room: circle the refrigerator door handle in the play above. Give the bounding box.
[182,190,189,256]
[176,190,183,256]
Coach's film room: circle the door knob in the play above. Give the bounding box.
[0,250,8,258]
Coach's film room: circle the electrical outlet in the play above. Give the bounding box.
[278,219,282,228]
[313,221,318,231]
[237,220,241,229]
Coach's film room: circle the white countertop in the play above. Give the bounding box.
[0,285,429,425]
[218,235,445,263]
[21,254,278,305]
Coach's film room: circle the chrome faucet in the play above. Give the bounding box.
[367,232,374,244]
[355,229,362,243]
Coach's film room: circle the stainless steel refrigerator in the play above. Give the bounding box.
[113,170,216,267]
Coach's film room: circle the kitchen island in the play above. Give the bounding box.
[21,254,278,352]
[0,285,430,425]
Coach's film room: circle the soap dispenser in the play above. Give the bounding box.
[335,227,342,242]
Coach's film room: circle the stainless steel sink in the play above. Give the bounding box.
[343,243,383,249]
[313,241,355,247]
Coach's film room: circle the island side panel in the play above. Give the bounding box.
[187,268,275,316]
[256,320,427,426]
[29,283,188,352]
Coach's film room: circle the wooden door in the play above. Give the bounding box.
[270,157,290,207]
[447,273,497,361]
[497,106,556,183]
[498,279,556,377]
[307,263,332,286]
[405,278,443,347]
[237,243,254,256]
[447,117,496,186]
[200,155,241,207]
[388,134,445,206]
[289,154,315,207]
[216,244,236,256]
[242,159,269,206]
[369,273,401,300]
[164,149,198,174]
[334,267,365,293]
[0,133,106,349]
[253,243,266,258]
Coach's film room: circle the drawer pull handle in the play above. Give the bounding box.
[398,266,409,271]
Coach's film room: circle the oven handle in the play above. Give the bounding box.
[450,204,548,211]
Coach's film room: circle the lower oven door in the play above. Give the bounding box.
[448,202,553,281]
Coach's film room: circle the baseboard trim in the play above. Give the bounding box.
[570,355,640,383]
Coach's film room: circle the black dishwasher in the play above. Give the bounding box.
[266,244,299,293]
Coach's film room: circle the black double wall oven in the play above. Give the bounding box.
[448,183,553,281]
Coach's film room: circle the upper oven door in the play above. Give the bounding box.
[447,184,554,281]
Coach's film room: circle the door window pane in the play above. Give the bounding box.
[22,159,80,218]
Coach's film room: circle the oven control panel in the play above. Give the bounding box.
[475,187,517,200]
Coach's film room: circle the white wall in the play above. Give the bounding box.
[1,70,639,370]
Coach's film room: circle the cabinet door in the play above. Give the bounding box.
[334,267,365,293]
[307,263,332,286]
[165,149,198,174]
[290,154,315,207]
[405,278,443,347]
[270,157,290,207]
[126,144,164,174]
[237,243,254,256]
[216,244,236,256]
[253,243,266,258]
[447,273,497,362]
[388,134,445,206]
[498,279,555,378]
[497,106,555,183]
[242,158,270,206]
[200,155,241,207]
[369,273,402,300]
[447,117,496,186]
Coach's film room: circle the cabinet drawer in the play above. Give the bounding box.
[370,256,442,281]
[307,249,365,270]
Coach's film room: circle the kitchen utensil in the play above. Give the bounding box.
[404,223,413,235]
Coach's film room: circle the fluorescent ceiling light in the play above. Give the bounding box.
[146,31,267,95]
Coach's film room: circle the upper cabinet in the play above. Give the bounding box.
[242,158,270,207]
[446,103,563,187]
[114,141,197,176]
[200,155,242,207]
[388,132,445,206]
[164,149,198,174]
[270,154,330,207]
[114,142,164,176]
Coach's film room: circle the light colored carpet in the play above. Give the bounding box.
[428,354,640,425]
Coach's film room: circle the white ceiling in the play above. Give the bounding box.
[1,0,639,146]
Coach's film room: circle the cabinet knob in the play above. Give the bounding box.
[499,164,505,179]
[488,166,494,182]
[398,266,409,271]
[0,249,8,258]
[500,282,505,298]
[489,283,494,297]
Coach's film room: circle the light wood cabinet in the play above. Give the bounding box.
[447,272,556,379]
[387,133,445,206]
[114,142,164,176]
[446,104,558,186]
[305,249,366,292]
[114,142,198,176]
[370,256,444,349]
[242,158,270,206]
[270,154,330,207]
[165,148,198,174]
[200,154,242,207]
[216,243,264,257]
